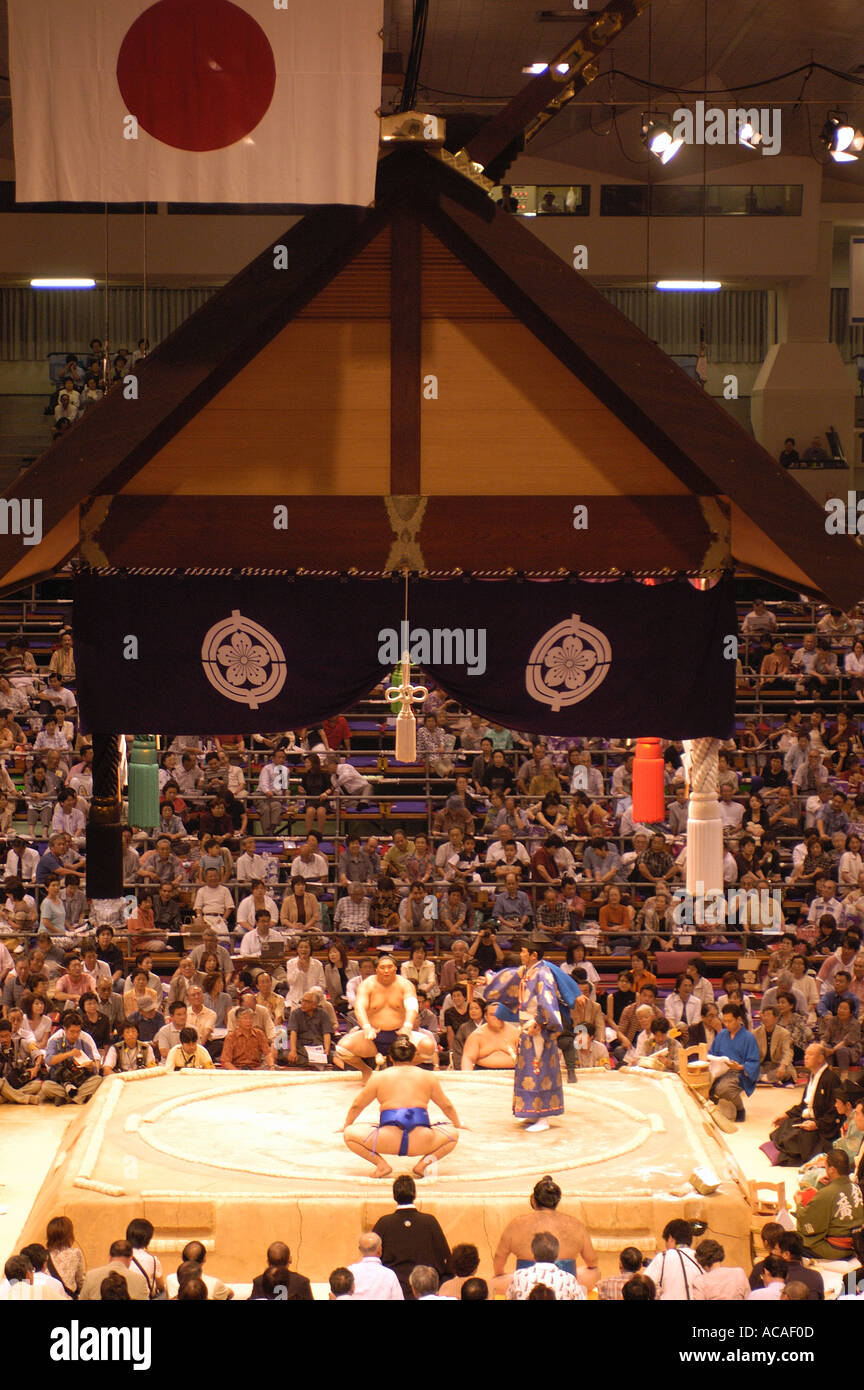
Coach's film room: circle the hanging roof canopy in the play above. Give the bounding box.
[0,143,860,605]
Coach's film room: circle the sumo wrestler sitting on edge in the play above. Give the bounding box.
[461,1003,520,1071]
[334,953,436,1078]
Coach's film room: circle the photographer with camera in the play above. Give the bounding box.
[0,1017,43,1103]
[468,921,505,971]
[41,1011,103,1105]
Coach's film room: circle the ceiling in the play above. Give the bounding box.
[1,1,863,189]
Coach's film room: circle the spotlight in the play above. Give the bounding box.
[821,114,864,163]
[738,119,763,152]
[521,61,571,74]
[642,116,683,165]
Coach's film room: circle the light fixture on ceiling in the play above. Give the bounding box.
[738,119,763,152]
[30,278,96,289]
[642,116,683,165]
[820,113,864,163]
[655,280,722,291]
[522,62,571,74]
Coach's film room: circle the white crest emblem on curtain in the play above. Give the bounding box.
[525,615,612,712]
[201,610,286,709]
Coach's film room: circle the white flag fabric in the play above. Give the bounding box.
[8,0,383,205]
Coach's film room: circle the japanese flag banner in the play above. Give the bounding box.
[8,0,383,204]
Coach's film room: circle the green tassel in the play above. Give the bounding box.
[127,735,160,829]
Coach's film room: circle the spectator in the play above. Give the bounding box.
[708,1003,760,1122]
[754,1005,795,1085]
[747,1255,787,1300]
[285,990,332,1069]
[41,1011,103,1105]
[79,1241,149,1301]
[346,1232,404,1300]
[765,1042,840,1165]
[165,1027,213,1071]
[221,1007,275,1070]
[248,1241,312,1300]
[165,1241,232,1299]
[372,1175,451,1298]
[778,437,799,467]
[328,1268,355,1300]
[505,1232,586,1300]
[643,1219,705,1301]
[801,435,830,465]
[694,1239,750,1299]
[596,1246,645,1300]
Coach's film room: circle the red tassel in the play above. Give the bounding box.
[632,737,666,822]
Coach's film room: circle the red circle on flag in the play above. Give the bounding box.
[116,0,276,153]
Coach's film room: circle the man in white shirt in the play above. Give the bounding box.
[20,1245,69,1300]
[0,1255,66,1301]
[643,1220,705,1301]
[807,877,843,926]
[193,866,235,930]
[257,750,291,833]
[742,600,777,638]
[236,881,280,932]
[747,1257,787,1300]
[485,830,531,869]
[5,838,39,881]
[717,785,745,834]
[184,985,217,1044]
[409,1266,455,1301]
[53,393,78,424]
[239,911,285,959]
[165,1241,232,1300]
[347,1232,404,1300]
[792,750,829,795]
[290,838,329,884]
[51,791,86,846]
[325,755,373,804]
[505,1233,586,1301]
[235,836,268,883]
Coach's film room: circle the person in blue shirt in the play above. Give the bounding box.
[708,1003,761,1122]
[41,1011,103,1105]
[816,971,860,1019]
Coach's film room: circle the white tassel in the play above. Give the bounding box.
[385,650,428,765]
[395,708,417,762]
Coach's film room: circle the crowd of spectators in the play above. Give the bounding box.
[3,1189,859,1301]
[47,340,149,442]
[778,434,837,469]
[2,596,864,1292]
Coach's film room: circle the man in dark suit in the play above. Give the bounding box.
[248,1241,313,1300]
[765,1043,841,1165]
[372,1176,451,1298]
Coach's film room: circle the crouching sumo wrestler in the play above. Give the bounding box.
[334,954,436,1078]
[341,1035,463,1178]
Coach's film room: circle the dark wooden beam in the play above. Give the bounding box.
[389,207,422,493]
[464,0,651,175]
[82,494,729,572]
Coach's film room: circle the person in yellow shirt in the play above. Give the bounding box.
[165,1028,214,1070]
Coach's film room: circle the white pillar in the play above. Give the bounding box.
[683,736,724,896]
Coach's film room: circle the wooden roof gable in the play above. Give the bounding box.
[0,144,860,604]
